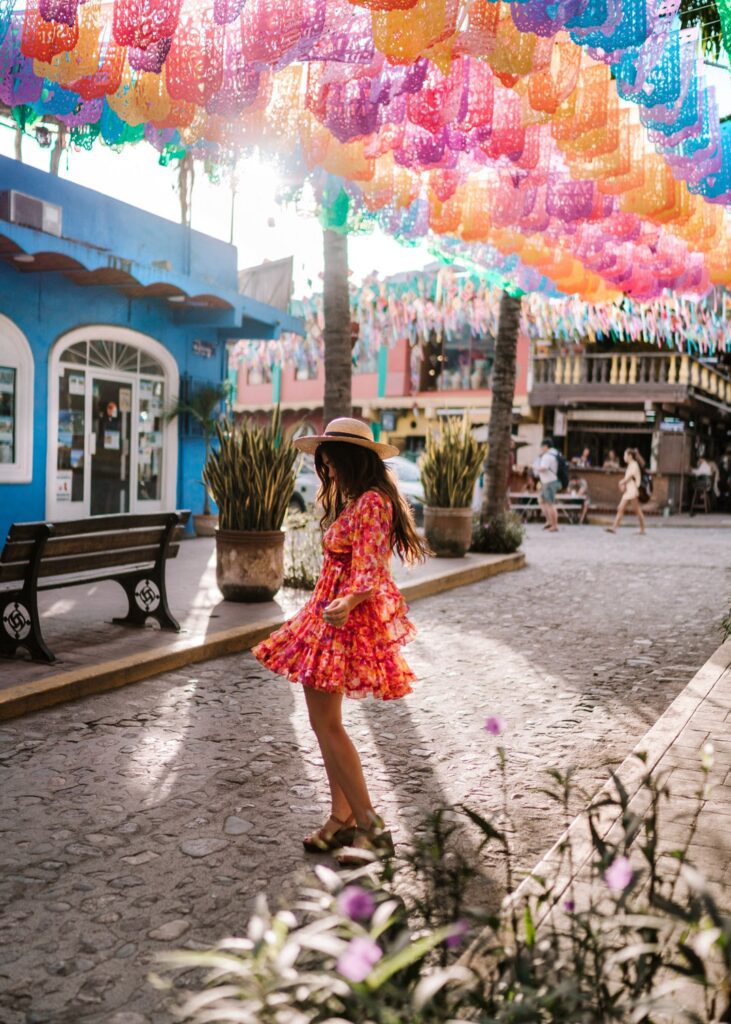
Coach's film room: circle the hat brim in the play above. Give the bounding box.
[293,434,399,459]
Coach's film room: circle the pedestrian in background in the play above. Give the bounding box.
[605,448,646,535]
[253,418,429,863]
[533,437,560,532]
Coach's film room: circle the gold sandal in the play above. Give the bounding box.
[336,815,394,866]
[302,814,356,853]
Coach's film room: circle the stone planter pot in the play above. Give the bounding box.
[215,528,285,602]
[424,506,474,558]
[193,513,218,538]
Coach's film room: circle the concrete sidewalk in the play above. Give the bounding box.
[0,537,524,721]
[517,636,731,911]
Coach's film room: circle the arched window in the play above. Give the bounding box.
[0,315,33,484]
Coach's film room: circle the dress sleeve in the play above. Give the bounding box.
[349,491,393,595]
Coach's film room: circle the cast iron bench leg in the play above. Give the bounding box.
[111,513,182,633]
[0,524,55,663]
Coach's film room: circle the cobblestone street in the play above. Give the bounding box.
[1,524,729,1024]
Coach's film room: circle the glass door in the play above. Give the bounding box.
[136,377,165,507]
[90,377,132,515]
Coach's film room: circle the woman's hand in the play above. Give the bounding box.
[323,591,372,627]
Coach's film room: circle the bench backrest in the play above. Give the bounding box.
[0,511,191,586]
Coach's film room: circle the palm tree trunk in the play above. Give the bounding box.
[482,291,522,523]
[322,228,352,423]
[50,125,66,175]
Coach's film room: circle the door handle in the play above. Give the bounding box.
[89,432,97,456]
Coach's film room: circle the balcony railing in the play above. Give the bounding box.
[531,352,731,406]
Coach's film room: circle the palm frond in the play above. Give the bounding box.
[420,417,486,509]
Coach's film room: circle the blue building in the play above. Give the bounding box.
[0,154,302,543]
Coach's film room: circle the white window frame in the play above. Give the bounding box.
[0,314,34,483]
[47,326,179,521]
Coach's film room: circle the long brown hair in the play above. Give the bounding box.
[314,441,430,564]
[625,447,646,470]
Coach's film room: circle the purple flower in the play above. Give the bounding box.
[337,885,376,922]
[563,899,575,913]
[484,715,506,736]
[605,856,633,892]
[337,937,382,983]
[445,919,470,949]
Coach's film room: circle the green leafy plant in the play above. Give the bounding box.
[155,729,730,1024]
[471,511,525,554]
[283,509,323,589]
[165,381,229,515]
[420,416,487,509]
[202,408,297,531]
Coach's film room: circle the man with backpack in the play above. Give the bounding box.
[533,437,569,532]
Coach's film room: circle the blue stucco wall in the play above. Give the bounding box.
[0,260,230,543]
[0,154,238,292]
[0,154,250,544]
[0,155,303,545]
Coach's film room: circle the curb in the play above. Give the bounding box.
[586,514,731,528]
[0,551,526,722]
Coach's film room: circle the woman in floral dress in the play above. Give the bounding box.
[253,417,429,860]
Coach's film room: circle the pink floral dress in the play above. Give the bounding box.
[252,489,416,700]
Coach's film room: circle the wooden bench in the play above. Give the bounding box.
[0,510,190,663]
[509,492,588,525]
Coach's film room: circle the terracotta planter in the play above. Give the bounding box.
[424,506,474,558]
[193,513,218,537]
[215,528,285,602]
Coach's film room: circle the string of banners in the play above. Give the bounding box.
[1,0,730,302]
[231,272,731,378]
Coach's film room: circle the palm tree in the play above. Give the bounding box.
[481,291,522,523]
[322,227,352,423]
[165,381,228,516]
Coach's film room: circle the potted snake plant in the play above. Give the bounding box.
[420,416,486,557]
[203,408,297,601]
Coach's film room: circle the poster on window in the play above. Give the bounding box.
[104,430,121,451]
[68,373,85,396]
[56,471,72,501]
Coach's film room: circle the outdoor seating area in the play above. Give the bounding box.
[509,492,588,525]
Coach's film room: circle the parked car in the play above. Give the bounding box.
[386,455,425,524]
[289,453,425,524]
[289,456,318,512]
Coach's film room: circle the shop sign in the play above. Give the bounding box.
[192,340,216,359]
[660,419,685,433]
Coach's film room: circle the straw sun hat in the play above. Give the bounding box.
[293,417,399,459]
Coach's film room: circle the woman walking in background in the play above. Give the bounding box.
[253,418,429,862]
[605,448,646,535]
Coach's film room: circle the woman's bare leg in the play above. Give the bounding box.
[634,499,646,534]
[609,498,628,532]
[305,687,376,830]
